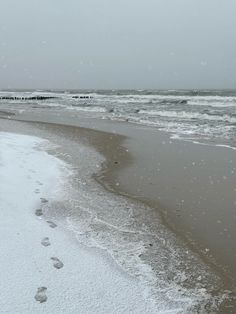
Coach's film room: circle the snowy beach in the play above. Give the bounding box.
[0,131,158,313]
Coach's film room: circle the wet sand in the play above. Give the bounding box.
[1,111,236,312]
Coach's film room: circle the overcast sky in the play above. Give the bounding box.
[0,0,235,89]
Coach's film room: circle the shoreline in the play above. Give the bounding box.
[8,113,236,279]
[1,116,235,312]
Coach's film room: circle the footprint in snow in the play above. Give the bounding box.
[41,237,51,247]
[40,197,48,204]
[51,257,64,269]
[47,221,57,228]
[35,287,47,303]
[35,208,43,216]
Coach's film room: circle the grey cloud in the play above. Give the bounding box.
[0,0,235,89]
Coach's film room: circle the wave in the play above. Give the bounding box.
[138,110,236,123]
[69,106,107,113]
[188,100,236,108]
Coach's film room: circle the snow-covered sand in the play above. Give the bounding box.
[0,132,156,313]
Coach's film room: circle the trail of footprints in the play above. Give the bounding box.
[34,196,63,304]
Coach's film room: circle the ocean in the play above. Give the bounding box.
[1,89,236,150]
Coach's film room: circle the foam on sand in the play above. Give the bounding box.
[0,132,158,313]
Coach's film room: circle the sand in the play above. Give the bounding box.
[0,111,235,312]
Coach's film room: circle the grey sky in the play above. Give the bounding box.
[0,0,235,89]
